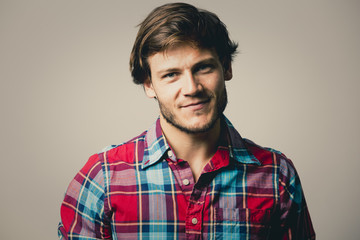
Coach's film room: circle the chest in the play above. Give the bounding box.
[107,160,277,239]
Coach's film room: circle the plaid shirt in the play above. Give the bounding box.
[58,116,315,239]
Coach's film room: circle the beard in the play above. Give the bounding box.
[157,87,228,134]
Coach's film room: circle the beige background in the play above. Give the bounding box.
[1,0,359,239]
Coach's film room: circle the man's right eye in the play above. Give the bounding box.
[162,72,177,79]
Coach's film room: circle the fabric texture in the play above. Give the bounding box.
[58,116,315,239]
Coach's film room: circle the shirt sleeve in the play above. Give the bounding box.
[58,153,112,239]
[270,155,316,240]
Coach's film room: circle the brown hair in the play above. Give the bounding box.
[129,2,238,85]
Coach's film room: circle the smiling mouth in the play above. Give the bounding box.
[181,99,211,110]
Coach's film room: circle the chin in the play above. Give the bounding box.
[166,113,220,134]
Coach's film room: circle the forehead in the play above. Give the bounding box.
[148,44,219,72]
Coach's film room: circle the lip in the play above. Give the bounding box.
[181,99,210,110]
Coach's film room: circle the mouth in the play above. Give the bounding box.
[181,99,211,110]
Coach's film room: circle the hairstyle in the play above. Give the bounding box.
[129,2,238,85]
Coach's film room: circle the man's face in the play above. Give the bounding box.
[144,44,232,134]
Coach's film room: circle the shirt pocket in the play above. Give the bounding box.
[214,208,271,239]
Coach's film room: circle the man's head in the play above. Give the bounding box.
[130,2,238,85]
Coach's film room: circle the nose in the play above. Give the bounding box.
[182,72,202,96]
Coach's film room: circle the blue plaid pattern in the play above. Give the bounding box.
[58,116,315,239]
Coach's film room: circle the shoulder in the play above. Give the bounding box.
[97,130,148,164]
[76,131,147,180]
[243,138,297,175]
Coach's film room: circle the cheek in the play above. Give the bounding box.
[156,83,181,101]
[204,72,225,90]
[210,79,226,95]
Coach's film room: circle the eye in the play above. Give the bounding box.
[195,64,214,73]
[162,72,178,79]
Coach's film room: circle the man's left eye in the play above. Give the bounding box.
[197,64,213,73]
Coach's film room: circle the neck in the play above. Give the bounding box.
[159,115,221,165]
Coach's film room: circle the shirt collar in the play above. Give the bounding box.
[141,117,170,169]
[223,116,261,165]
[141,116,260,170]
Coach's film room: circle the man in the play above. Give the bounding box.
[58,2,315,239]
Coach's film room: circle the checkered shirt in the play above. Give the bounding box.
[58,116,315,239]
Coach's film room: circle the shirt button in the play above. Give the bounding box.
[192,218,198,225]
[182,179,190,186]
[168,151,173,158]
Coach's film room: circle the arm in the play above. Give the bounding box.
[58,154,112,239]
[270,155,316,240]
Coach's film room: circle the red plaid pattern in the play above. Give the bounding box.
[58,116,315,239]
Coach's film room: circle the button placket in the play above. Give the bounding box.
[175,161,194,191]
[182,179,190,186]
[185,203,203,233]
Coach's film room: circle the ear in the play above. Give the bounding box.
[143,78,156,98]
[224,63,233,81]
